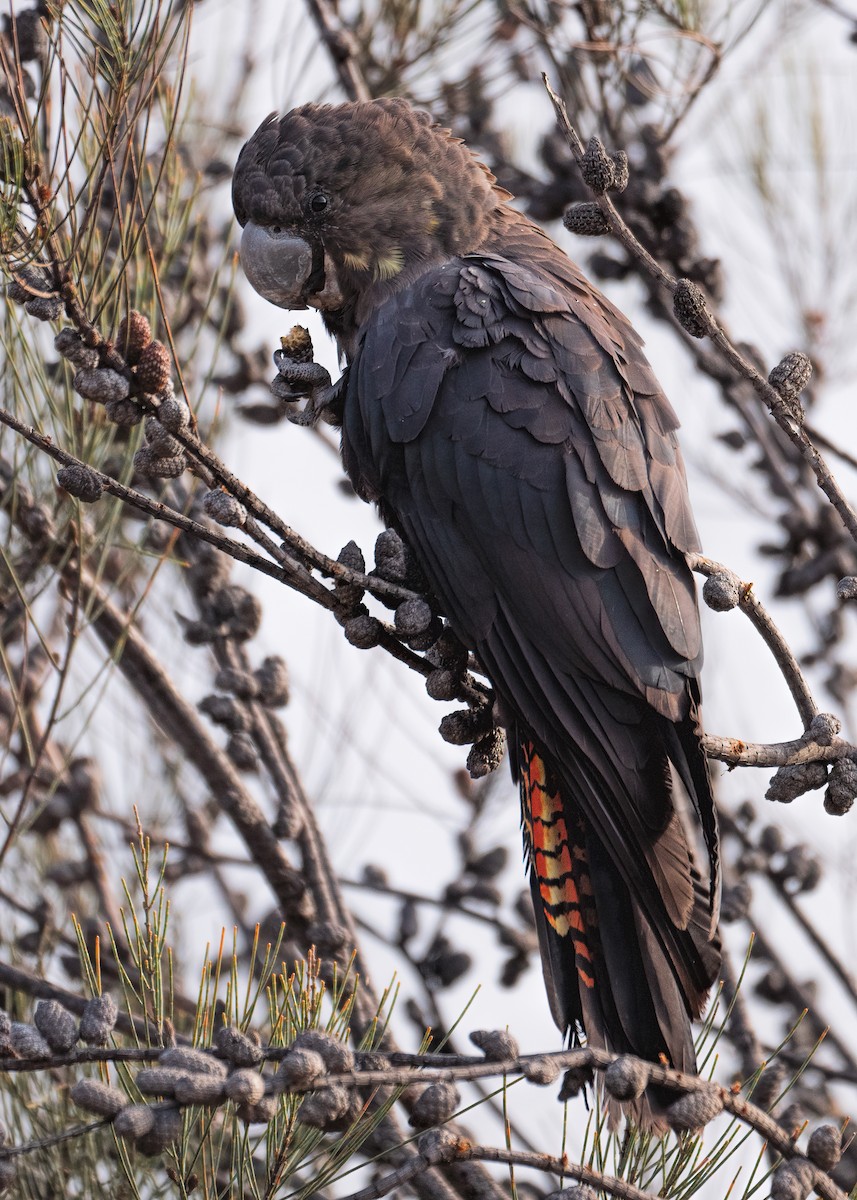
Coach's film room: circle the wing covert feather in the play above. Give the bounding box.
[342,250,714,987]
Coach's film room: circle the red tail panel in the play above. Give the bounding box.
[520,739,597,995]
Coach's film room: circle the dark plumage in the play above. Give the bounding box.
[233,99,721,1108]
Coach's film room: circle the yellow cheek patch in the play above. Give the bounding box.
[342,247,405,280]
[343,250,371,271]
[374,247,404,280]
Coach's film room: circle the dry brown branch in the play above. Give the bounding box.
[0,1033,848,1200]
[304,0,371,103]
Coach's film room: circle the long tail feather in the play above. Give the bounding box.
[517,735,719,1128]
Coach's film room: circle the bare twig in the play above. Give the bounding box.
[0,408,490,698]
[0,1118,111,1159]
[303,0,371,102]
[702,732,853,769]
[543,75,857,547]
[688,553,818,727]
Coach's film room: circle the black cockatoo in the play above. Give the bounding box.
[232,98,720,1091]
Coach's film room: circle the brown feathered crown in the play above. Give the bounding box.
[232,98,511,273]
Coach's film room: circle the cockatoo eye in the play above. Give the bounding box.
[308,191,329,215]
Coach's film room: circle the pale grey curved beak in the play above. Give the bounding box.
[239,221,343,311]
[239,221,314,310]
